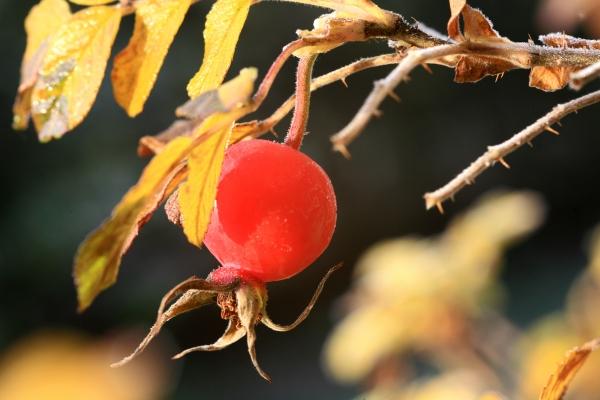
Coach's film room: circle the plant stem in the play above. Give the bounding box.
[423,88,600,211]
[284,54,317,150]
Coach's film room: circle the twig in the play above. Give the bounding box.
[423,88,600,211]
[330,43,464,155]
[285,54,318,149]
[236,53,404,138]
[570,61,600,90]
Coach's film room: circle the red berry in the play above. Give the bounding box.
[204,139,337,282]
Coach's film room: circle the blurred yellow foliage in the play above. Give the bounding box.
[324,191,545,383]
[0,332,170,400]
[324,190,600,400]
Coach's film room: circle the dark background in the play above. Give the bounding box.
[1,0,600,398]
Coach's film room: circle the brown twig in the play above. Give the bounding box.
[423,88,600,211]
[330,43,464,156]
[570,61,600,90]
[237,53,404,139]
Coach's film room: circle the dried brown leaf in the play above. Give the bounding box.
[446,4,519,83]
[529,33,600,91]
[455,56,516,83]
[447,0,466,40]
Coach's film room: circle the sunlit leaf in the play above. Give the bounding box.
[186,0,252,98]
[138,67,257,156]
[281,0,392,25]
[112,0,191,117]
[74,69,256,310]
[74,137,191,311]
[31,6,121,142]
[69,0,115,4]
[179,118,233,246]
[13,0,71,130]
[540,338,600,400]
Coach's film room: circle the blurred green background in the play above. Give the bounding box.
[2,0,600,398]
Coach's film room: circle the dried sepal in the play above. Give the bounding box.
[261,263,342,332]
[113,264,340,381]
[172,319,245,357]
[112,277,239,367]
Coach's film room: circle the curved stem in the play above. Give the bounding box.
[261,263,342,332]
[284,54,317,150]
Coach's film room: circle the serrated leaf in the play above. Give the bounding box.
[112,0,191,117]
[281,0,392,25]
[31,6,121,142]
[540,338,600,400]
[74,137,191,312]
[186,0,251,98]
[69,0,115,4]
[179,118,233,246]
[13,0,71,130]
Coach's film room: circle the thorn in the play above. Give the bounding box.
[435,202,445,214]
[528,33,534,44]
[495,72,504,83]
[498,157,511,169]
[545,125,560,135]
[373,109,383,118]
[387,90,401,102]
[333,143,351,159]
[340,77,348,88]
[421,63,433,74]
[466,178,474,185]
[527,141,534,148]
[557,120,563,127]
[269,127,279,137]
[450,195,455,202]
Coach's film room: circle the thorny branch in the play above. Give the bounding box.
[237,52,404,138]
[423,89,600,212]
[131,2,600,210]
[330,43,463,157]
[570,61,600,90]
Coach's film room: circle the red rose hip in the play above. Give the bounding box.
[204,139,337,282]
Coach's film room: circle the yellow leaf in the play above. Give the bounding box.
[186,0,252,98]
[74,69,256,310]
[112,0,192,117]
[74,137,191,311]
[179,118,233,246]
[13,0,71,130]
[31,6,121,142]
[69,0,115,4]
[281,0,392,25]
[540,338,600,400]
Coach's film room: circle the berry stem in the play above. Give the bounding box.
[284,54,317,150]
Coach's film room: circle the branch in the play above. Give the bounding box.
[423,88,600,212]
[329,43,464,156]
[285,54,318,149]
[570,61,600,90]
[234,52,404,138]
